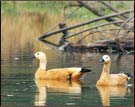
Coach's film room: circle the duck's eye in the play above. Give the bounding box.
[37,53,39,55]
[106,57,108,59]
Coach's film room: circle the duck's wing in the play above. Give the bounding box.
[47,67,91,73]
[46,67,91,80]
[110,73,129,85]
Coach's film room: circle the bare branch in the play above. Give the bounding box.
[99,1,128,19]
[39,9,133,40]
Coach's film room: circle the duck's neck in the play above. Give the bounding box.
[39,59,47,70]
[100,62,110,80]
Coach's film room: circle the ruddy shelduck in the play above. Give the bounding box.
[33,51,92,80]
[96,55,131,86]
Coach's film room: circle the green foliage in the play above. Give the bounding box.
[1,1,133,22]
[1,1,64,15]
[1,1,17,15]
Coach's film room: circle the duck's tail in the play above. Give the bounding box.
[125,73,133,80]
[81,67,92,73]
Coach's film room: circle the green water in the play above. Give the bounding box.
[1,48,134,106]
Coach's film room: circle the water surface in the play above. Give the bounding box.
[1,48,134,106]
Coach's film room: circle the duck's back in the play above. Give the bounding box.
[48,67,90,80]
[109,73,129,86]
[35,67,87,80]
[35,69,70,80]
[46,68,71,80]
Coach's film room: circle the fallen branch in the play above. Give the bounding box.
[116,16,134,37]
[76,28,133,43]
[39,10,133,40]
[63,37,134,53]
[64,20,133,39]
[77,0,130,28]
[99,1,128,19]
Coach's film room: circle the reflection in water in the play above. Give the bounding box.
[116,54,122,72]
[34,79,81,106]
[35,86,47,106]
[96,86,130,106]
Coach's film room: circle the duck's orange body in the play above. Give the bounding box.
[34,52,91,80]
[96,72,129,86]
[96,55,131,86]
[35,68,85,80]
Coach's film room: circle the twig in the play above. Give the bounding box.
[45,7,81,33]
[64,20,133,39]
[39,10,133,40]
[76,28,132,43]
[77,0,130,28]
[99,1,128,19]
[116,16,134,37]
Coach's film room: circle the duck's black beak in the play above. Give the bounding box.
[99,58,104,63]
[32,55,36,59]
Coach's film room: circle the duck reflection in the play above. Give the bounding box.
[96,86,130,106]
[34,79,82,106]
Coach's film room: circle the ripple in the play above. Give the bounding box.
[7,94,14,97]
[66,102,76,106]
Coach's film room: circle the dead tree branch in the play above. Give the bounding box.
[65,20,133,39]
[116,16,134,37]
[76,28,133,44]
[99,1,128,19]
[39,10,133,40]
[77,1,132,30]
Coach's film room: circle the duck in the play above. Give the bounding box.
[33,51,92,80]
[96,55,132,86]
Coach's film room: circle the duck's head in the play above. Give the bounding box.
[100,55,111,64]
[34,51,47,62]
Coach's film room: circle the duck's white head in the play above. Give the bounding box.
[100,55,111,64]
[34,51,47,70]
[34,51,47,64]
[34,52,47,61]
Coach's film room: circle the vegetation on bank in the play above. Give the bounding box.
[1,1,134,55]
[1,1,134,20]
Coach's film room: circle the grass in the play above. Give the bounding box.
[1,1,133,18]
[1,1,67,15]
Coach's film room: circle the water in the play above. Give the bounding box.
[1,48,134,106]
